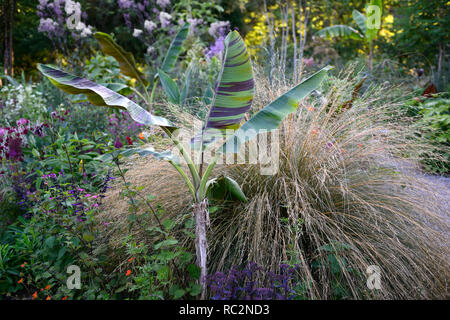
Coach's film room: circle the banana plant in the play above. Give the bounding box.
[38,30,331,299]
[315,0,382,71]
[94,22,190,107]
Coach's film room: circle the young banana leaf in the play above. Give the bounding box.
[94,32,149,87]
[37,64,175,130]
[158,69,181,104]
[352,9,367,35]
[160,23,190,73]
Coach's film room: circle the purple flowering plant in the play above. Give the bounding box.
[206,262,302,300]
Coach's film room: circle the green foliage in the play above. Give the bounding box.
[404,92,450,173]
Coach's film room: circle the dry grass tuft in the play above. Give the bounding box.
[99,66,449,299]
[207,67,449,299]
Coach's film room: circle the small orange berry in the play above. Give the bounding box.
[17,278,23,284]
[128,257,134,262]
[32,291,38,299]
[125,269,131,276]
[139,132,145,140]
[44,284,51,290]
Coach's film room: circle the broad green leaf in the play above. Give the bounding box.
[94,32,149,86]
[154,239,178,250]
[206,175,247,202]
[352,10,367,35]
[158,69,181,104]
[205,30,255,131]
[180,66,193,106]
[38,64,175,130]
[220,66,332,154]
[315,25,363,40]
[160,23,190,73]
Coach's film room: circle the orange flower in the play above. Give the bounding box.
[45,296,51,300]
[307,106,315,112]
[44,284,51,290]
[128,257,134,262]
[125,269,131,276]
[32,291,38,299]
[139,132,145,140]
[62,296,68,300]
[17,278,23,284]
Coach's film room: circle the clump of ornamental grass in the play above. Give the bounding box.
[99,66,448,299]
[205,67,449,299]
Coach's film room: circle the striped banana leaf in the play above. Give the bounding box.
[94,32,149,87]
[316,25,363,40]
[205,30,255,131]
[160,23,190,73]
[220,66,332,154]
[38,64,175,130]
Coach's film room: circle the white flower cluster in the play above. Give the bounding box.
[0,84,46,126]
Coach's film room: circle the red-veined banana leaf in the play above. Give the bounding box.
[220,66,332,154]
[94,32,149,87]
[160,23,190,73]
[194,30,254,149]
[37,64,175,130]
[205,30,254,130]
[315,25,363,40]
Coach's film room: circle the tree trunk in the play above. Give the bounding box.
[193,198,210,300]
[437,42,444,89]
[368,43,373,73]
[3,0,14,77]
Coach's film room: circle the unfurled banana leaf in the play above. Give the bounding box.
[205,30,255,131]
[352,10,367,35]
[316,25,363,40]
[160,23,190,73]
[220,66,332,153]
[38,64,175,129]
[206,175,247,202]
[158,69,181,104]
[94,32,149,87]
[69,83,132,103]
